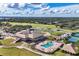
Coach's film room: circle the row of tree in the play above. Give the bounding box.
[0,17,79,30]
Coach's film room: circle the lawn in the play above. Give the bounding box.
[53,50,66,56]
[0,37,15,46]
[0,47,39,56]
[51,31,65,36]
[0,37,39,56]
[6,22,56,29]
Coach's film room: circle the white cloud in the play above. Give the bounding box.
[0,3,9,8]
[58,9,72,14]
[0,3,79,17]
[9,3,15,7]
[75,10,79,14]
[18,3,25,8]
[26,3,41,9]
[41,6,50,11]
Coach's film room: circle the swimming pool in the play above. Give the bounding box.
[41,42,54,48]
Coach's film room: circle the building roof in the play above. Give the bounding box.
[17,30,28,35]
[34,36,47,42]
[15,28,43,39]
[61,44,76,54]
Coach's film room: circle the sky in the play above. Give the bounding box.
[0,3,79,17]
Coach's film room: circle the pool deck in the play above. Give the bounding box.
[35,41,63,53]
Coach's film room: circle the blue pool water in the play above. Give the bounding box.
[42,42,54,48]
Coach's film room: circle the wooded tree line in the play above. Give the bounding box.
[0,17,79,30]
[0,17,79,24]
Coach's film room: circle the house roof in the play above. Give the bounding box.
[16,28,41,35]
[61,44,76,54]
[34,36,47,42]
[18,30,29,35]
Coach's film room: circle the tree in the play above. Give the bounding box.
[6,25,32,33]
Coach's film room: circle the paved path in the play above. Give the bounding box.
[16,44,51,56]
[0,46,4,48]
[0,45,50,56]
[0,42,52,56]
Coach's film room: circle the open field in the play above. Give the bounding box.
[3,22,56,29]
[0,37,39,56]
[0,38,39,56]
[0,47,39,56]
[4,22,79,32]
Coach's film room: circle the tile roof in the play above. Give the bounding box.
[61,44,76,54]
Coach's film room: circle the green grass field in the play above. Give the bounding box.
[0,47,39,56]
[5,22,78,32]
[0,37,23,46]
[0,37,39,56]
[6,22,56,29]
[53,50,66,56]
